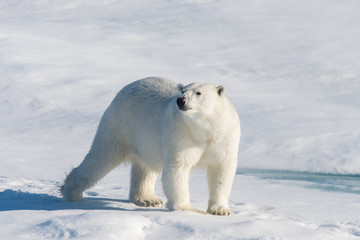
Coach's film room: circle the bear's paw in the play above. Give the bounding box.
[131,195,164,207]
[207,206,232,216]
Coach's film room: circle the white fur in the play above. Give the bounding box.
[61,77,240,215]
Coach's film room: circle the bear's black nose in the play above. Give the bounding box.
[177,96,186,109]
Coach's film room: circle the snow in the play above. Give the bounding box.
[1,0,360,239]
[1,172,360,239]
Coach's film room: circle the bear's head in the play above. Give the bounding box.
[176,82,225,117]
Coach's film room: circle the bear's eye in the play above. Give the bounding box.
[196,92,201,96]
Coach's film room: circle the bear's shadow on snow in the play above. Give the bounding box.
[0,189,166,212]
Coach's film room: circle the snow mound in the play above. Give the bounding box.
[34,212,151,240]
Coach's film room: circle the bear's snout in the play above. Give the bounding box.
[177,96,187,111]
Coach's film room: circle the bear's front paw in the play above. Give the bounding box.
[131,195,164,207]
[207,206,232,216]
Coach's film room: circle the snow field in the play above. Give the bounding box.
[1,170,360,239]
[1,0,360,239]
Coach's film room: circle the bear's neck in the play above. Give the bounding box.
[182,114,213,143]
[179,106,228,143]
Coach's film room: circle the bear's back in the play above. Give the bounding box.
[107,77,179,167]
[118,77,178,101]
[111,76,178,120]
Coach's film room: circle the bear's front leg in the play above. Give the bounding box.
[161,143,206,214]
[206,162,237,216]
[160,117,206,213]
[162,161,193,211]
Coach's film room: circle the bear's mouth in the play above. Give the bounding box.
[178,105,191,111]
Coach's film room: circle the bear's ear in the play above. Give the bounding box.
[177,83,184,92]
[217,85,225,96]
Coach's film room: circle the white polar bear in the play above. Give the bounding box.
[61,77,240,215]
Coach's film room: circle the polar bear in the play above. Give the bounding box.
[61,77,240,215]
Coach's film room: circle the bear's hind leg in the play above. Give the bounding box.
[129,162,163,207]
[61,144,124,202]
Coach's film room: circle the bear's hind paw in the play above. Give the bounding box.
[132,196,164,207]
[207,206,232,216]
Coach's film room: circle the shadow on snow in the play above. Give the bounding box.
[0,189,166,212]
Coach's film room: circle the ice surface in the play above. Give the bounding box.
[1,0,360,239]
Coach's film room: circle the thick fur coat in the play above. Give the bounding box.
[61,77,240,215]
